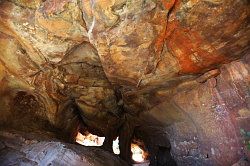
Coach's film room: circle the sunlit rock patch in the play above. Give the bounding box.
[75,132,149,164]
[75,132,105,146]
[131,143,148,163]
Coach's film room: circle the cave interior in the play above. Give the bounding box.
[0,0,249,166]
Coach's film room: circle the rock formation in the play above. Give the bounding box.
[0,0,249,165]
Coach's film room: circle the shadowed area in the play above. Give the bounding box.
[0,0,249,166]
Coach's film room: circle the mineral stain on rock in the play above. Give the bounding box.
[0,0,249,166]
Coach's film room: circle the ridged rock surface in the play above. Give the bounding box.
[0,0,249,166]
[0,130,128,166]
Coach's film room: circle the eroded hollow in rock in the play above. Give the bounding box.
[75,131,150,164]
[0,0,249,166]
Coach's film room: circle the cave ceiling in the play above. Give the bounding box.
[0,0,249,165]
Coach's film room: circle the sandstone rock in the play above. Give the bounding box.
[0,0,249,165]
[0,130,128,166]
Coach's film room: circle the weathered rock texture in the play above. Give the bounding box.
[0,0,249,166]
[156,58,249,165]
[0,130,128,166]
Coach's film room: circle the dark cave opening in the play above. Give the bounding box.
[74,124,178,166]
[75,128,152,165]
[133,126,177,166]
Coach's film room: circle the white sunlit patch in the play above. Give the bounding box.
[76,132,121,155]
[113,137,120,154]
[131,143,147,163]
[75,132,105,146]
[76,132,148,163]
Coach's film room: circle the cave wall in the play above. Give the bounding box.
[0,0,249,165]
[132,56,249,166]
[168,58,249,165]
[0,130,128,166]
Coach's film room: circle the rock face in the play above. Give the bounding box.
[0,0,249,166]
[0,130,128,166]
[161,58,249,165]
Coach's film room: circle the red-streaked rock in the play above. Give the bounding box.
[0,0,249,165]
[81,0,249,88]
